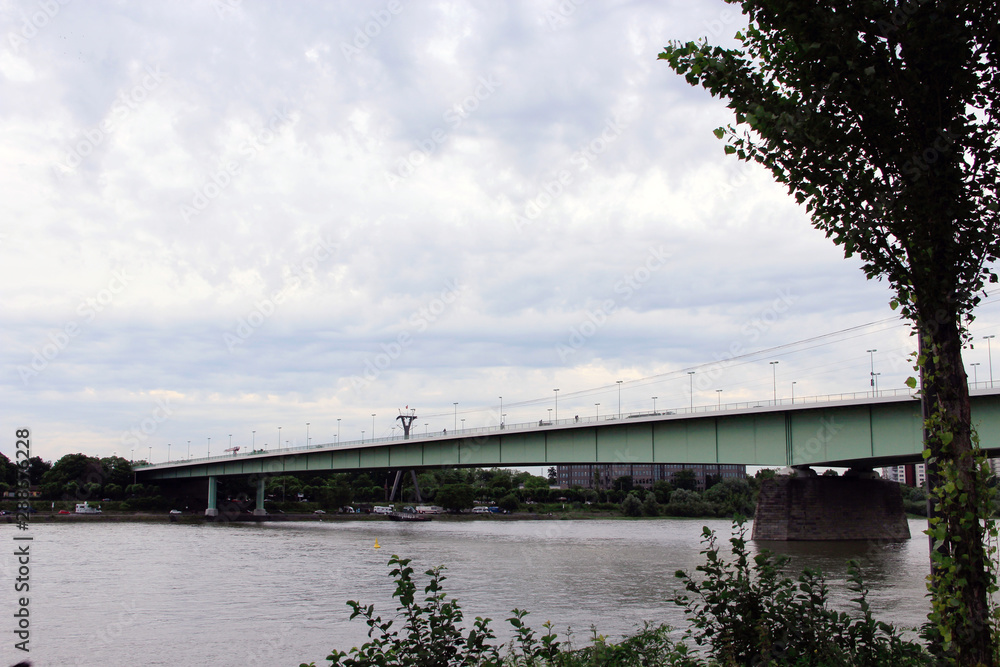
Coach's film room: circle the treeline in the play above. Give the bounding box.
[261,466,763,518]
[3,451,769,518]
[0,452,166,509]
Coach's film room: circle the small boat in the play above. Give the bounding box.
[387,511,431,522]
[75,502,101,514]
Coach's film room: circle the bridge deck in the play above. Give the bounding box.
[137,389,1000,481]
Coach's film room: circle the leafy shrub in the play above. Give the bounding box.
[621,494,643,517]
[674,519,931,666]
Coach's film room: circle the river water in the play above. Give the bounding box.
[6,517,932,667]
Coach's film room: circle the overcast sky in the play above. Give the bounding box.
[3,0,998,466]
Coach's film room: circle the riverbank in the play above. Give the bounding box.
[2,509,694,524]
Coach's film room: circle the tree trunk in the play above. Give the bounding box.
[919,310,996,665]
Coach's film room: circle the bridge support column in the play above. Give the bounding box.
[253,477,267,515]
[752,469,909,541]
[205,476,219,517]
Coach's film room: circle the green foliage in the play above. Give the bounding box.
[497,493,519,513]
[665,489,716,518]
[671,470,697,491]
[701,478,755,517]
[436,483,477,512]
[674,519,931,666]
[661,3,1000,660]
[620,494,642,517]
[641,493,660,517]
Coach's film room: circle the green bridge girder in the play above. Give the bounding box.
[137,391,1000,483]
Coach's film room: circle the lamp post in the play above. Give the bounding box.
[867,349,877,396]
[229,434,232,451]
[277,426,282,451]
[547,408,552,423]
[499,396,503,425]
[337,418,341,443]
[716,389,722,408]
[985,335,995,388]
[616,380,623,418]
[372,414,376,441]
[972,362,980,388]
[554,389,559,422]
[187,440,190,460]
[131,448,134,462]
[595,403,600,419]
[687,372,695,410]
[770,361,779,404]
[148,446,151,463]
[167,443,171,462]
[791,381,797,404]
[306,422,310,447]
[207,437,210,458]
[424,423,428,435]
[251,431,255,450]
[453,403,458,431]
[461,418,465,430]
[361,430,365,443]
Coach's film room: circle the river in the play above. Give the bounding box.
[7,517,932,666]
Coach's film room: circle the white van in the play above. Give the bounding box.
[373,505,393,514]
[471,506,491,514]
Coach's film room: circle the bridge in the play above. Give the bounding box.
[138,388,1000,493]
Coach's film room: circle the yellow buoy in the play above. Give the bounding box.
[374,539,381,549]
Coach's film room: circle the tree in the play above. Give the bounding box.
[40,453,103,498]
[612,475,634,492]
[0,452,16,485]
[671,469,697,491]
[435,483,476,512]
[547,466,558,484]
[621,493,643,517]
[661,3,999,661]
[497,493,519,513]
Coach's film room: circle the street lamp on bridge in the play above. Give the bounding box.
[770,361,779,404]
[985,335,995,388]
[616,380,623,418]
[652,396,658,414]
[867,349,877,395]
[687,372,695,410]
[554,388,559,422]
[972,362,981,387]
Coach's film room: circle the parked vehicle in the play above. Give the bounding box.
[75,502,101,514]
[471,506,491,514]
[373,506,393,515]
[415,505,443,514]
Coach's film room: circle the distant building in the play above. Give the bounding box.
[883,459,1000,487]
[881,464,926,487]
[556,463,746,491]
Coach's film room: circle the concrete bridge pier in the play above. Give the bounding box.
[253,477,266,515]
[752,467,910,541]
[205,476,219,517]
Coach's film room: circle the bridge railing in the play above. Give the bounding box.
[136,387,925,469]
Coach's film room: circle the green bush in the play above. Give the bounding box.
[674,519,931,666]
[621,494,643,517]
